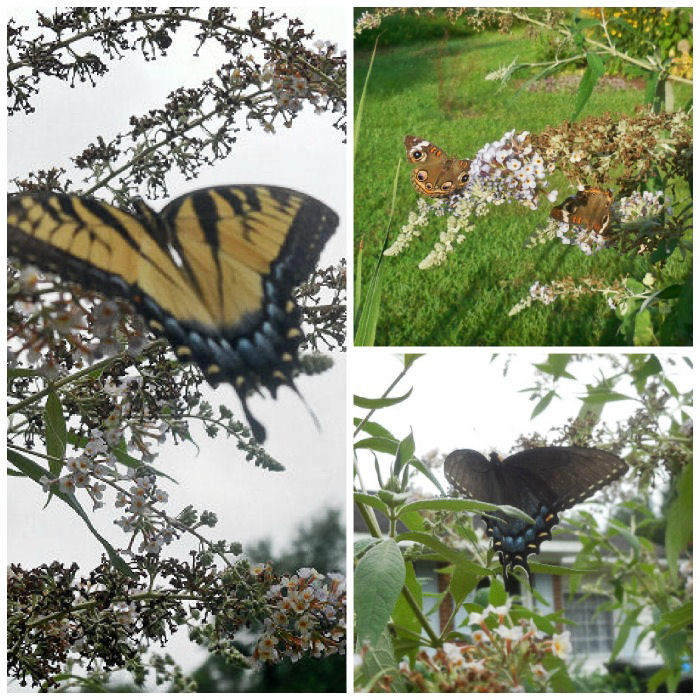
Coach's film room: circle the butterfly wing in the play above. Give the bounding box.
[550,187,614,234]
[445,446,627,582]
[404,136,470,198]
[7,190,204,315]
[500,446,628,509]
[8,186,339,442]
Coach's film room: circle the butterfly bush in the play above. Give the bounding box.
[9,558,346,689]
[357,600,571,692]
[387,130,558,269]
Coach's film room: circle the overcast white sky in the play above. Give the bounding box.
[7,6,348,687]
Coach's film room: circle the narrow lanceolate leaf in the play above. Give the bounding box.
[44,391,67,478]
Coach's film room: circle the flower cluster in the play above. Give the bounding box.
[509,276,619,315]
[7,266,149,380]
[8,558,346,690]
[530,111,691,194]
[262,39,346,128]
[508,272,667,317]
[254,565,346,664]
[615,189,671,223]
[358,599,571,692]
[456,129,554,211]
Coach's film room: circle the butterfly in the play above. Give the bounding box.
[444,446,628,583]
[550,186,614,234]
[7,185,339,442]
[404,135,471,199]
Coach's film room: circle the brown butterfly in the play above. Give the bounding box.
[404,135,471,199]
[550,186,614,235]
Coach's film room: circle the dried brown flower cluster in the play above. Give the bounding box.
[531,110,692,195]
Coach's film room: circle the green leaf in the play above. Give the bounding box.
[44,391,67,478]
[528,561,599,577]
[393,430,415,476]
[354,261,383,346]
[657,601,692,638]
[354,436,399,454]
[354,388,413,409]
[407,457,444,494]
[633,308,656,346]
[391,560,422,660]
[7,448,134,577]
[395,531,492,575]
[449,563,478,610]
[581,387,633,404]
[355,538,406,647]
[403,354,424,369]
[570,64,601,121]
[665,464,692,579]
[610,609,638,661]
[354,237,364,320]
[397,509,427,533]
[353,419,397,440]
[531,389,556,419]
[354,537,380,558]
[586,50,605,77]
[354,492,390,517]
[358,627,406,692]
[533,355,574,379]
[397,497,500,516]
[488,577,507,606]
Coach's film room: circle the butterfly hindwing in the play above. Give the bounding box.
[7,186,339,442]
[550,186,614,234]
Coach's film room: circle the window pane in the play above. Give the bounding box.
[564,593,613,655]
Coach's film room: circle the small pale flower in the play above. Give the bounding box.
[552,630,572,659]
[495,624,523,641]
[533,663,550,681]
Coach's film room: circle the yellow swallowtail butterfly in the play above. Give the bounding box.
[7,185,339,442]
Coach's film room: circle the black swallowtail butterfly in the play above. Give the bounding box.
[444,446,628,583]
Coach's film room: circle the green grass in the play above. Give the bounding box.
[354,29,692,346]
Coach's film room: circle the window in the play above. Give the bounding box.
[564,593,614,655]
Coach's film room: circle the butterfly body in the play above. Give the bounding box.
[404,135,471,199]
[550,186,614,234]
[8,185,339,442]
[444,446,628,582]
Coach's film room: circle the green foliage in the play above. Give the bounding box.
[354,8,475,49]
[571,666,643,692]
[589,8,692,79]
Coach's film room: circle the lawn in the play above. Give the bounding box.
[354,27,692,346]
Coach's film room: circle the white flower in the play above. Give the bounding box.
[533,663,550,681]
[551,630,572,659]
[442,642,464,665]
[468,610,486,626]
[495,624,523,641]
